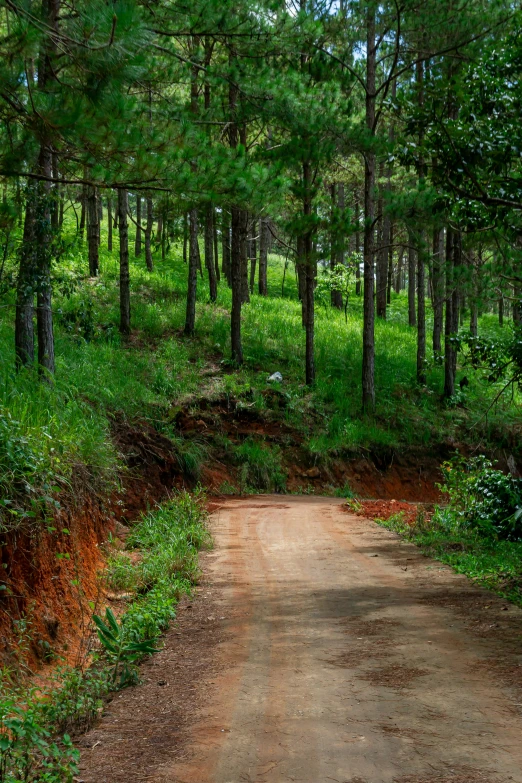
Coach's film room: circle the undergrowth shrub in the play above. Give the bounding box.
[440,455,522,540]
[0,692,79,783]
[235,438,286,492]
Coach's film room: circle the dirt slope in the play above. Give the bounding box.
[80,497,522,783]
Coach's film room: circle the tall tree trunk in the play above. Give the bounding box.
[15,187,36,368]
[213,209,220,282]
[118,189,131,336]
[35,143,55,376]
[34,0,59,378]
[183,211,188,264]
[107,196,113,252]
[79,183,86,240]
[240,210,250,304]
[330,184,343,309]
[249,218,257,295]
[145,197,154,271]
[185,208,199,335]
[135,195,142,256]
[498,296,504,326]
[470,302,478,336]
[386,222,393,304]
[432,227,444,354]
[222,209,231,285]
[303,161,315,386]
[259,217,269,295]
[376,161,388,319]
[362,6,376,412]
[377,214,390,318]
[205,203,218,301]
[87,186,100,277]
[51,151,59,233]
[230,206,243,363]
[355,198,361,295]
[417,234,426,385]
[444,228,456,398]
[513,282,522,326]
[451,232,461,383]
[394,248,404,293]
[408,237,417,327]
[297,236,307,325]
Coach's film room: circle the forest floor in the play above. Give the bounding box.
[79,496,522,783]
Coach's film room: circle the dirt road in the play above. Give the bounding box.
[80,496,522,783]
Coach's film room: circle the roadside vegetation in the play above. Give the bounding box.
[376,457,522,608]
[0,492,209,782]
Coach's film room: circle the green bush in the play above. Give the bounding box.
[440,455,522,540]
[0,694,79,783]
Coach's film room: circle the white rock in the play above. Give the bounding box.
[267,372,283,383]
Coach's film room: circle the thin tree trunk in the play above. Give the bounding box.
[386,222,393,304]
[249,218,257,295]
[87,186,100,277]
[79,183,86,240]
[395,248,404,294]
[205,203,218,301]
[35,143,55,377]
[222,209,231,285]
[330,184,343,309]
[51,151,59,232]
[376,161,387,319]
[355,198,361,296]
[185,207,198,335]
[240,210,250,304]
[432,227,444,354]
[183,211,188,264]
[230,206,243,363]
[408,238,417,327]
[161,210,167,261]
[145,197,153,271]
[118,189,131,336]
[451,232,461,383]
[135,195,142,256]
[297,236,306,325]
[259,218,269,295]
[498,296,504,326]
[15,187,36,368]
[213,208,220,282]
[303,161,315,385]
[444,228,456,398]
[513,282,522,326]
[362,6,376,412]
[417,234,426,384]
[107,196,113,252]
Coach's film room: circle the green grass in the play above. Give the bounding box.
[0,208,520,522]
[377,509,522,607]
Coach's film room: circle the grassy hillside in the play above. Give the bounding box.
[0,218,520,522]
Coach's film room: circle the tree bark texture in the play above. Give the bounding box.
[145,197,154,271]
[135,196,142,256]
[185,208,199,335]
[118,189,131,336]
[362,7,376,413]
[87,186,100,277]
[205,203,218,301]
[259,218,269,295]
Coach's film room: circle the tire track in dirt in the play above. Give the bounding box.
[80,496,522,783]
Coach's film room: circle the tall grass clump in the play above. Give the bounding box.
[235,438,287,492]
